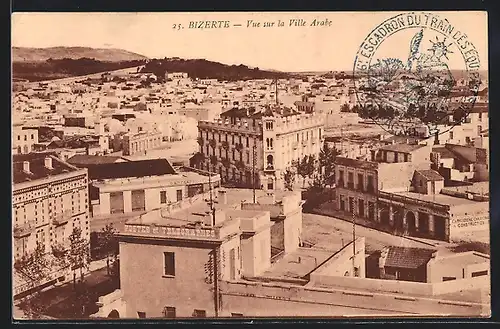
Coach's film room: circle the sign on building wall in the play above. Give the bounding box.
[450,213,489,230]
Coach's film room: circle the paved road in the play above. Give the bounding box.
[302,213,434,253]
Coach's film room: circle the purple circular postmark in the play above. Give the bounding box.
[353,12,483,137]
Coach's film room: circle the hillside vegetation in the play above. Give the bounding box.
[140,58,294,81]
[12,46,148,63]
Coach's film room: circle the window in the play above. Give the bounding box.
[231,313,244,317]
[449,131,454,140]
[357,173,364,191]
[193,309,206,318]
[442,277,456,281]
[163,306,176,318]
[471,270,488,277]
[163,252,175,276]
[137,312,146,318]
[246,137,249,147]
[232,135,235,145]
[160,191,167,204]
[176,190,183,201]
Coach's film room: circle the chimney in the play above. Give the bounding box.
[218,189,227,205]
[23,161,30,173]
[44,157,53,169]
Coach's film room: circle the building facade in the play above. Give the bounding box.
[91,170,221,217]
[120,130,163,156]
[13,127,39,155]
[196,105,324,190]
[13,153,90,297]
[334,141,489,242]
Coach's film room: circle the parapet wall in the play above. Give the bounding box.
[219,279,488,317]
[309,274,489,297]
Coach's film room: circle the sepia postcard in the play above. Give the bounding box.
[11,11,490,320]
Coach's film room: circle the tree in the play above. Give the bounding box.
[14,242,51,319]
[297,155,315,188]
[319,144,339,187]
[282,169,296,191]
[68,227,91,289]
[99,224,118,276]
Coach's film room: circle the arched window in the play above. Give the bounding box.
[266,154,274,169]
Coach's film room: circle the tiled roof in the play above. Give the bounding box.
[13,153,79,184]
[415,169,444,181]
[384,246,435,269]
[67,154,129,166]
[86,158,176,180]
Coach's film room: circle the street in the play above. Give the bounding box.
[14,264,118,319]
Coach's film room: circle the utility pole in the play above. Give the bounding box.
[208,154,213,209]
[208,156,219,317]
[351,197,356,277]
[252,144,257,203]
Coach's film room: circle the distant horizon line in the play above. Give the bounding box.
[12,45,488,75]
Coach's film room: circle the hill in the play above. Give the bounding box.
[140,58,295,81]
[12,46,149,63]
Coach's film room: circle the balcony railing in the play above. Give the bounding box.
[13,221,35,239]
[357,184,364,192]
[52,210,72,226]
[264,164,275,172]
[347,182,354,189]
[337,180,344,188]
[367,184,375,194]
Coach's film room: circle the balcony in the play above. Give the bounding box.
[347,182,354,189]
[356,184,364,192]
[337,180,344,188]
[14,221,35,239]
[52,210,72,226]
[367,184,376,194]
[264,164,275,173]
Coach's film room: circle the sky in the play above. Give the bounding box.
[12,11,488,72]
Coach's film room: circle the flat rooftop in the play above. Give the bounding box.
[216,188,299,206]
[392,191,485,207]
[262,247,335,279]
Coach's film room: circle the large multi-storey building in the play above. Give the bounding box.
[195,104,324,190]
[12,153,90,297]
